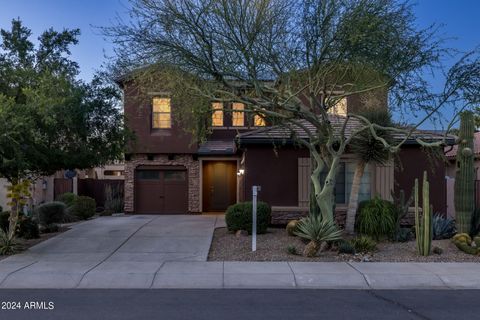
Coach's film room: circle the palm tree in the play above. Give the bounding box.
[345,109,394,234]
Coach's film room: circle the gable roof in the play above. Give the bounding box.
[237,115,456,146]
[445,132,480,159]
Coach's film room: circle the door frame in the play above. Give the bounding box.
[199,157,240,212]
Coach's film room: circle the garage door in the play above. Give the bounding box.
[135,167,188,214]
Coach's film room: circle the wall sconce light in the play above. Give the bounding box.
[41,179,48,190]
[237,169,245,176]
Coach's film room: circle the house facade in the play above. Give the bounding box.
[122,80,451,223]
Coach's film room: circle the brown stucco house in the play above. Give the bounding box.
[120,78,452,224]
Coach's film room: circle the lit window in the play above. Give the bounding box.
[232,103,244,126]
[328,97,347,116]
[212,102,224,126]
[152,97,171,128]
[254,113,266,126]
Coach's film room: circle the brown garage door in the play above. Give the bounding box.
[135,167,188,214]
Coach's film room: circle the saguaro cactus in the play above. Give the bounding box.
[454,111,475,234]
[414,171,432,256]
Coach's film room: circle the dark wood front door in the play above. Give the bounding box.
[202,161,237,212]
[135,168,188,214]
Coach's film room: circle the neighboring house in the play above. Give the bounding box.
[121,78,452,224]
[0,163,125,213]
[445,132,480,216]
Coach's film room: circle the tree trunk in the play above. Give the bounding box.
[311,156,340,223]
[345,161,367,234]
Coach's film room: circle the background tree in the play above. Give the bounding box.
[0,19,128,241]
[106,0,480,224]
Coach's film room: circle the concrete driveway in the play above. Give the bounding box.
[0,215,223,288]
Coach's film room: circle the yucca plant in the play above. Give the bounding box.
[294,215,343,257]
[0,229,22,255]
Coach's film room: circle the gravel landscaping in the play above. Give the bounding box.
[0,225,71,261]
[208,227,480,262]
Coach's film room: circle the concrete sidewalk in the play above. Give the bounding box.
[2,260,480,289]
[1,215,479,289]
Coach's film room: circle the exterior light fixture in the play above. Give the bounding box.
[237,169,245,176]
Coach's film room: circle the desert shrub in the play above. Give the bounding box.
[351,236,377,253]
[286,220,299,236]
[294,215,343,243]
[225,201,271,234]
[17,216,40,239]
[287,245,298,255]
[56,192,78,207]
[104,184,124,213]
[394,227,413,242]
[41,224,60,233]
[337,239,356,254]
[99,210,113,216]
[0,212,39,239]
[69,196,96,220]
[356,197,396,239]
[0,229,22,255]
[432,214,455,240]
[35,202,66,225]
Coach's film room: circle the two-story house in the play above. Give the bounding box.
[120,78,453,224]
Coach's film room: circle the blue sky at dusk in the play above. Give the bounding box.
[0,0,479,127]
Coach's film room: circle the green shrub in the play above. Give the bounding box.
[394,227,413,242]
[35,202,66,225]
[351,236,377,253]
[338,239,356,254]
[294,215,343,243]
[17,216,40,239]
[0,212,39,239]
[69,196,96,220]
[356,197,396,239]
[287,245,298,255]
[56,192,78,207]
[225,201,271,234]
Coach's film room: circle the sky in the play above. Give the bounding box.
[0,0,479,127]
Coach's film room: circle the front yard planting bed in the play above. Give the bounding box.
[208,227,480,262]
[0,225,72,261]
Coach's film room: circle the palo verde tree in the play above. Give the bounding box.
[106,0,480,224]
[0,19,128,241]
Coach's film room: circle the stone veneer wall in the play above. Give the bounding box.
[124,154,200,214]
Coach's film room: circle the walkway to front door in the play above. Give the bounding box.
[0,215,224,288]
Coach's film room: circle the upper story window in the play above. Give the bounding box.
[232,103,245,127]
[328,97,347,116]
[152,97,171,129]
[212,102,224,126]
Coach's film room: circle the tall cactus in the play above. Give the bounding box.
[454,111,475,234]
[414,171,432,256]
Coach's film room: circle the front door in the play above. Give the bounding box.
[202,161,237,212]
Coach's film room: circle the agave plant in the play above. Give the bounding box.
[432,214,456,240]
[294,215,343,257]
